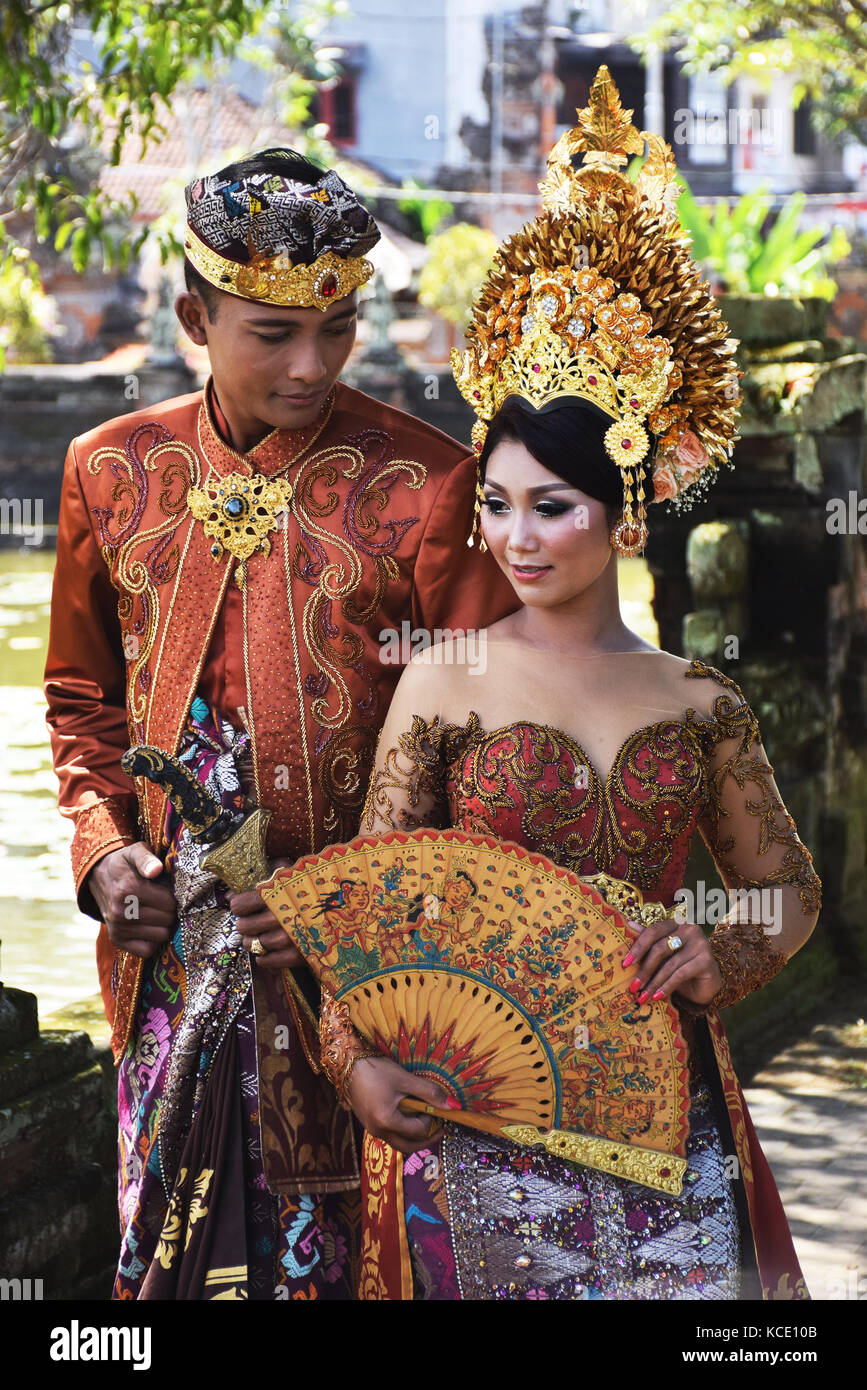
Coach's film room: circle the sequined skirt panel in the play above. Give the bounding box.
[403,1082,740,1301]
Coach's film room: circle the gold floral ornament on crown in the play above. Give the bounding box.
[183,224,374,311]
[452,64,742,557]
[188,472,293,580]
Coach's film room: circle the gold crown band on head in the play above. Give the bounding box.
[183,224,374,311]
[453,65,742,557]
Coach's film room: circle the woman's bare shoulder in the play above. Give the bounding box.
[394,638,483,721]
[660,652,751,719]
[635,650,748,719]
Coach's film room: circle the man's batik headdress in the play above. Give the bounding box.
[184,149,379,311]
[452,67,741,556]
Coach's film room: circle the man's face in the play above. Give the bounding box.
[176,285,359,435]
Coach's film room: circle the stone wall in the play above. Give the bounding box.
[0,361,196,536]
[646,297,867,1049]
[0,984,117,1299]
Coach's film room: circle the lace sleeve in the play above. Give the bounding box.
[690,666,822,1010]
[323,657,460,1105]
[360,652,461,834]
[322,696,450,1109]
[361,714,453,833]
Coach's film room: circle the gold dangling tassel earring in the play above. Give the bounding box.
[610,463,649,557]
[635,460,648,552]
[467,470,487,551]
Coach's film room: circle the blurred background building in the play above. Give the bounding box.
[320,0,866,197]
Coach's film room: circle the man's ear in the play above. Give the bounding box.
[175,291,209,346]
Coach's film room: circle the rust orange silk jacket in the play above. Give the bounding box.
[44,379,517,1060]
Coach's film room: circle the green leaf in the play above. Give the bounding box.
[54,221,76,252]
[675,182,713,261]
[70,227,91,274]
[753,192,805,268]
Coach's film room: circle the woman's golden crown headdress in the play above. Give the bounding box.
[452,66,741,556]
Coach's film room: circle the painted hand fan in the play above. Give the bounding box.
[258,829,690,1194]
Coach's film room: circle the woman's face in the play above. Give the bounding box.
[481,438,615,607]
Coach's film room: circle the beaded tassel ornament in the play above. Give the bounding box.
[468,475,488,551]
[455,66,742,556]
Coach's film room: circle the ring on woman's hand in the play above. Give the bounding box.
[249,938,266,956]
[666,934,683,953]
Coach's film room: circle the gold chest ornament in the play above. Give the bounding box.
[187,472,293,580]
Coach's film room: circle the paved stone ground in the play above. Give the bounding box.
[742,1010,867,1301]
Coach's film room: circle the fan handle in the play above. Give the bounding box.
[399,1098,686,1195]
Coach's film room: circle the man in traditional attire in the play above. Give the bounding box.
[44,148,515,1299]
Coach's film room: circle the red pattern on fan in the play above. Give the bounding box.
[386,1017,508,1114]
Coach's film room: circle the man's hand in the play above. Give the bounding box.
[87,842,176,958]
[230,857,303,969]
[345,1056,448,1156]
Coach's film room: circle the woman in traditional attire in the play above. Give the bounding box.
[319,68,821,1301]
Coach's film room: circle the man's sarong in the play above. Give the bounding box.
[114,697,360,1300]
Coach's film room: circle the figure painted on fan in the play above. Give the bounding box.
[592,1091,656,1141]
[592,989,652,1067]
[316,879,379,971]
[406,869,484,966]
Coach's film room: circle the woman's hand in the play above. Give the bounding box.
[346,1056,449,1156]
[230,857,303,969]
[622,917,723,1009]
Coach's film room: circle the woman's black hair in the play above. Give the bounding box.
[478,396,624,510]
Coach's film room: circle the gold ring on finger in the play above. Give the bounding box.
[249,938,266,956]
[666,934,683,953]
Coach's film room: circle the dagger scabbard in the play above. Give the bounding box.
[201,808,273,893]
[124,742,317,1034]
[123,744,270,891]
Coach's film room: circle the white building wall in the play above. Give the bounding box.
[325,0,492,180]
[443,0,490,169]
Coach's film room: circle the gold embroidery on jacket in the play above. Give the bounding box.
[286,443,426,843]
[88,435,200,733]
[319,722,379,844]
[292,448,425,730]
[282,520,317,851]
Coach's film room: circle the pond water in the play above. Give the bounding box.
[0,549,104,1017]
[0,547,658,1022]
